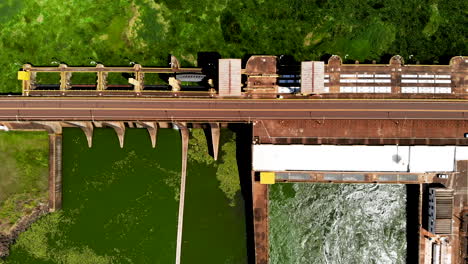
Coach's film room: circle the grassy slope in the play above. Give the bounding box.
[0,0,466,93]
[0,131,48,233]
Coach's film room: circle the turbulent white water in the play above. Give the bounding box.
[269,184,407,264]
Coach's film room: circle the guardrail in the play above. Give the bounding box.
[18,63,203,95]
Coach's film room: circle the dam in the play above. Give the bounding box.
[1,54,467,264]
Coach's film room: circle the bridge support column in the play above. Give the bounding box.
[32,121,62,134]
[48,133,62,212]
[102,122,125,148]
[66,121,93,148]
[175,123,189,264]
[139,122,158,148]
[209,123,220,160]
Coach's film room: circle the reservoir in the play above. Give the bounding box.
[3,128,248,263]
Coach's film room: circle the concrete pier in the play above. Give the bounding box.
[48,133,62,212]
[252,174,269,264]
[418,184,426,264]
[210,123,220,160]
[32,121,62,134]
[66,121,93,147]
[140,122,158,148]
[175,123,189,264]
[102,122,125,148]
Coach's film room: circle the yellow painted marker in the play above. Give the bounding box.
[260,172,275,184]
[17,71,30,81]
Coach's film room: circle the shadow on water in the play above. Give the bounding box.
[230,123,255,264]
[406,184,420,263]
[202,126,215,159]
[181,127,248,263]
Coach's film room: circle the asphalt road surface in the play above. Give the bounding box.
[0,97,467,121]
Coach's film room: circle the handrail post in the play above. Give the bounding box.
[96,64,107,91]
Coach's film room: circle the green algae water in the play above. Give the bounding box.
[4,128,181,263]
[2,128,248,263]
[182,129,248,263]
[269,183,407,264]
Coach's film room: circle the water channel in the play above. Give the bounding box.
[269,183,408,264]
[2,127,412,264]
[3,128,248,263]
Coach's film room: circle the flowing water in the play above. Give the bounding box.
[2,128,248,263]
[269,183,407,264]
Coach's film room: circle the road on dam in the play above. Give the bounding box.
[0,97,467,121]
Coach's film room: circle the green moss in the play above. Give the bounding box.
[4,129,184,263]
[52,247,113,264]
[0,131,48,198]
[188,129,215,166]
[10,212,114,263]
[0,131,48,233]
[216,136,240,207]
[0,193,44,230]
[12,213,59,259]
[188,129,241,206]
[0,195,24,226]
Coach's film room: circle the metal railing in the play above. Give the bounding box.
[18,63,202,95]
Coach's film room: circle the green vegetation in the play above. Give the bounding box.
[188,128,241,206]
[2,128,248,263]
[4,212,113,264]
[2,128,183,263]
[0,132,48,233]
[0,0,466,92]
[215,134,240,206]
[188,129,215,165]
[0,194,43,226]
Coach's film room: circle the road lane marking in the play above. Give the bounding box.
[0,107,466,112]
